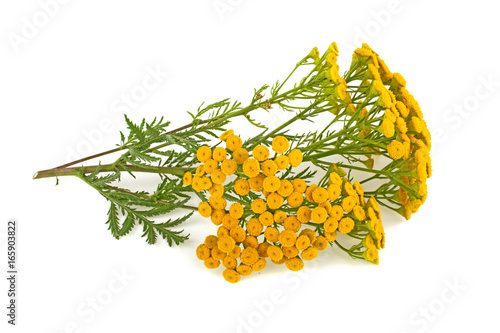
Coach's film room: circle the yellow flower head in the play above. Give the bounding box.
[330,205,344,220]
[272,136,290,154]
[196,146,212,162]
[264,227,279,243]
[341,196,357,213]
[209,195,227,210]
[275,155,290,170]
[212,147,227,162]
[220,159,237,176]
[243,158,260,178]
[277,179,294,197]
[204,235,218,249]
[225,134,243,151]
[234,179,250,196]
[283,216,301,232]
[266,192,284,210]
[312,187,329,203]
[263,175,281,192]
[200,176,212,190]
[210,169,226,185]
[222,214,238,229]
[196,244,211,260]
[305,184,318,202]
[324,231,337,242]
[327,184,341,201]
[229,202,244,219]
[204,257,220,269]
[381,118,395,138]
[232,147,249,164]
[195,166,205,177]
[252,258,267,272]
[395,101,409,118]
[243,235,259,248]
[261,159,278,176]
[282,245,299,258]
[246,219,263,236]
[228,241,243,257]
[297,206,312,223]
[311,206,328,224]
[288,149,303,167]
[313,236,329,251]
[329,172,342,186]
[259,211,274,226]
[324,217,338,232]
[236,264,253,276]
[211,247,227,261]
[363,247,379,264]
[217,225,230,238]
[301,246,319,261]
[249,174,265,192]
[299,228,316,244]
[292,178,307,193]
[267,245,284,262]
[251,198,267,214]
[338,217,355,234]
[392,72,406,87]
[209,183,224,197]
[279,229,297,247]
[286,257,304,271]
[410,116,423,133]
[252,145,270,162]
[240,247,259,265]
[222,268,241,283]
[210,209,225,226]
[274,210,287,223]
[257,242,270,257]
[219,129,234,142]
[182,171,192,186]
[295,234,311,251]
[387,141,405,159]
[222,256,237,269]
[319,201,332,214]
[198,202,212,218]
[287,191,304,208]
[353,205,366,220]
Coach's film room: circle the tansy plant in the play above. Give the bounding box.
[34,42,431,283]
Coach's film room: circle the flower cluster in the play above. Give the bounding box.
[186,131,385,282]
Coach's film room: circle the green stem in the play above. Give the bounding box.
[33,164,190,180]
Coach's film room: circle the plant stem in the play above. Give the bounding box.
[33,164,190,180]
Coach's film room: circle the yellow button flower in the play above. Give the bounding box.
[223,256,237,269]
[211,247,227,261]
[249,174,265,192]
[218,235,236,253]
[313,236,329,251]
[261,159,278,176]
[196,146,212,162]
[252,145,270,161]
[387,141,405,159]
[266,193,284,210]
[252,258,267,272]
[204,257,220,269]
[299,228,316,243]
[283,216,301,232]
[240,247,259,265]
[219,129,234,142]
[341,196,357,213]
[277,179,294,197]
[282,245,299,258]
[251,199,267,214]
[182,171,192,186]
[312,187,328,203]
[273,210,287,223]
[264,227,279,243]
[212,147,227,162]
[330,205,344,220]
[204,235,218,249]
[259,211,274,226]
[275,155,290,170]
[295,235,311,251]
[196,244,211,260]
[234,179,250,196]
[267,245,284,262]
[246,219,263,236]
[198,202,212,218]
[301,246,319,261]
[311,207,328,224]
[229,202,244,219]
[221,159,238,175]
[233,147,249,164]
[210,209,225,226]
[324,217,338,232]
[271,136,290,154]
[263,175,281,192]
[338,217,355,234]
[285,257,304,271]
[237,264,253,276]
[286,192,304,208]
[222,268,241,283]
[297,206,312,223]
[292,178,307,193]
[243,158,260,178]
[279,230,297,247]
[210,169,226,185]
[226,134,242,151]
[288,149,303,167]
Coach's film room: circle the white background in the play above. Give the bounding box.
[1,1,499,332]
